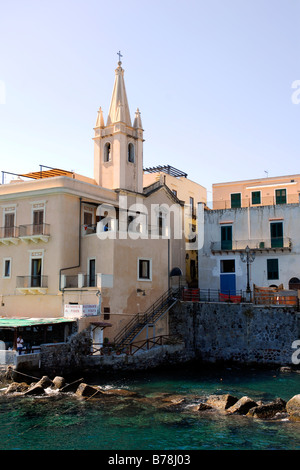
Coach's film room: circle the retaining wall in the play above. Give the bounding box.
[169,301,300,366]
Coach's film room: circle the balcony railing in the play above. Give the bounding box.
[82,224,97,235]
[211,194,299,210]
[16,276,48,289]
[63,274,96,289]
[19,223,50,237]
[0,226,19,239]
[211,237,292,252]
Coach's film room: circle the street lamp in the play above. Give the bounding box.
[240,245,255,300]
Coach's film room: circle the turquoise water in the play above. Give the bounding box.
[1,365,300,451]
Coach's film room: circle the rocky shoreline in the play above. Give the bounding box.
[1,369,300,423]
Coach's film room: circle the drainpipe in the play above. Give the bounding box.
[59,197,82,291]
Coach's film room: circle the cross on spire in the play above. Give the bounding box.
[117,50,123,64]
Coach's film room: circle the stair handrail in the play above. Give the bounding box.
[114,287,180,347]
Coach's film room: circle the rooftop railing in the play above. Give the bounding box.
[210,194,299,210]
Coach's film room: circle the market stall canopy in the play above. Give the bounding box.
[0,318,75,329]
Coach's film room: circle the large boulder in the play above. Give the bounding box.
[75,383,103,398]
[286,394,300,421]
[35,376,53,389]
[24,385,46,396]
[52,376,66,390]
[227,396,257,415]
[247,398,286,419]
[206,394,238,411]
[4,382,29,394]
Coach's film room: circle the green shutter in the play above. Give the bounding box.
[267,259,279,280]
[221,225,232,250]
[251,191,261,205]
[231,193,241,208]
[275,189,286,204]
[270,222,283,248]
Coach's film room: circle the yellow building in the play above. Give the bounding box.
[0,59,206,350]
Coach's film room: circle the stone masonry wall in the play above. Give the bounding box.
[169,301,300,366]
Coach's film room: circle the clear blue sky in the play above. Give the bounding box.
[1,0,300,200]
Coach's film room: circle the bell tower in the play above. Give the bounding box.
[93,57,144,193]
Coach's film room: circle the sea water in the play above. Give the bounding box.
[1,365,300,451]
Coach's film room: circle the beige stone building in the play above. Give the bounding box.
[0,59,206,351]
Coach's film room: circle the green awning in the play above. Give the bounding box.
[0,318,75,329]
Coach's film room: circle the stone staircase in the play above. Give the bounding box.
[113,288,180,351]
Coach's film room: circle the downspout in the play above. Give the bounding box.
[59,197,82,292]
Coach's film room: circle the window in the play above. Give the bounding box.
[104,307,110,320]
[84,211,93,226]
[4,213,15,238]
[3,258,11,278]
[275,189,286,204]
[33,209,44,235]
[220,259,235,273]
[172,189,177,197]
[104,142,111,162]
[270,222,283,248]
[31,258,42,287]
[138,258,152,281]
[251,191,261,205]
[88,259,96,287]
[128,143,135,163]
[189,197,194,216]
[221,225,232,250]
[231,193,241,208]
[267,259,279,280]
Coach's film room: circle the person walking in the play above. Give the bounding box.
[17,335,24,355]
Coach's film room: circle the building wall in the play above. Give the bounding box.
[198,202,300,292]
[212,174,300,209]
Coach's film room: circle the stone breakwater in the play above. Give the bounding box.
[2,373,300,423]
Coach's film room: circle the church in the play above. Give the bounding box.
[0,57,206,350]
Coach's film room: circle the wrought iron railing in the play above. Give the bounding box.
[114,288,180,348]
[90,334,182,356]
[210,194,299,210]
[211,237,292,252]
[0,226,19,238]
[19,223,50,237]
[16,275,48,288]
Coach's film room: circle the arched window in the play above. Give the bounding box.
[128,143,135,163]
[104,142,111,162]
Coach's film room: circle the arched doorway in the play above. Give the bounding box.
[288,277,300,290]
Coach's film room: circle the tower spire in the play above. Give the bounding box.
[106,55,131,127]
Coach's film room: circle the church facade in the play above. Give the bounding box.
[0,59,206,345]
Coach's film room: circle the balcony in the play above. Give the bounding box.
[211,194,299,210]
[62,274,97,289]
[19,224,50,243]
[210,237,292,254]
[0,226,19,245]
[16,275,48,294]
[82,224,97,235]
